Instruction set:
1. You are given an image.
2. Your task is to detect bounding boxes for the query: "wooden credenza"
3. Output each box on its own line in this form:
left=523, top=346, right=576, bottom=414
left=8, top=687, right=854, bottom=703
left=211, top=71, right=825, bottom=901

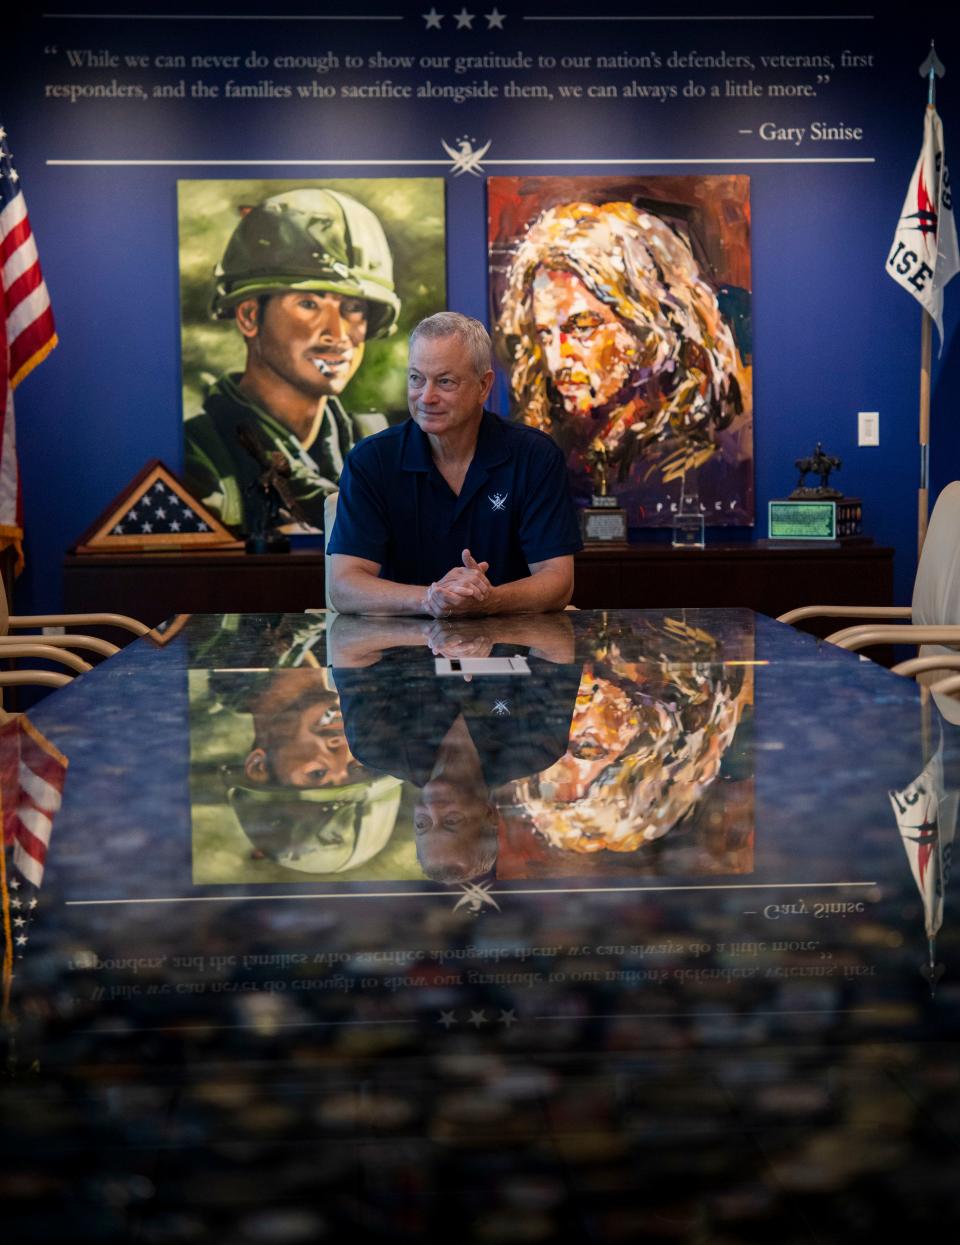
left=570, top=539, right=895, bottom=624
left=63, top=540, right=894, bottom=637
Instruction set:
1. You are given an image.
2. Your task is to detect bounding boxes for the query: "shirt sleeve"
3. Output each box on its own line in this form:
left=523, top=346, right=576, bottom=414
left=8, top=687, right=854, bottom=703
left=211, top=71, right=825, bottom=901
left=517, top=436, right=584, bottom=564
left=326, top=444, right=392, bottom=565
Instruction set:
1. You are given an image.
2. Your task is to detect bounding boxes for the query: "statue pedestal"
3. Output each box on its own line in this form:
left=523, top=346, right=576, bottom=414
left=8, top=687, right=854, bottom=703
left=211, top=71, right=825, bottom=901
left=245, top=533, right=291, bottom=555
left=769, top=496, right=862, bottom=541
left=582, top=494, right=627, bottom=543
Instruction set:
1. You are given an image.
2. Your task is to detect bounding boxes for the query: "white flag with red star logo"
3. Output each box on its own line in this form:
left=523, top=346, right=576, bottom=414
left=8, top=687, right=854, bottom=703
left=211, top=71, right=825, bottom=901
left=889, top=738, right=957, bottom=945
left=887, top=107, right=959, bottom=350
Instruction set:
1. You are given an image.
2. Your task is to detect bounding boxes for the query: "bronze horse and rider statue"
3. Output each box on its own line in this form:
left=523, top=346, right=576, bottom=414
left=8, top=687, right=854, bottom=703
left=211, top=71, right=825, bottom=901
left=791, top=443, right=843, bottom=498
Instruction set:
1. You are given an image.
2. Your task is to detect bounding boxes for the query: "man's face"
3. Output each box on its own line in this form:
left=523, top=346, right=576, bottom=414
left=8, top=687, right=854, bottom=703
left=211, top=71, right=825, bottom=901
left=239, top=290, right=369, bottom=398
left=407, top=333, right=494, bottom=440
left=267, top=698, right=363, bottom=788
left=414, top=777, right=496, bottom=882
left=539, top=673, right=640, bottom=800
left=532, top=269, right=642, bottom=417
left=245, top=678, right=368, bottom=788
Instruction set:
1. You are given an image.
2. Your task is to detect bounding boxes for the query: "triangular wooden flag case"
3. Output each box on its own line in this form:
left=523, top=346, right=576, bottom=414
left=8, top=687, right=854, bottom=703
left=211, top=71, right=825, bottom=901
left=71, top=460, right=242, bottom=553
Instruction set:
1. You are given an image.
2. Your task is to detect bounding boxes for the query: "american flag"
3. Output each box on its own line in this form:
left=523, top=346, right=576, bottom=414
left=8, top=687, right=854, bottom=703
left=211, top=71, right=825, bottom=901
left=2, top=714, right=67, bottom=888
left=2, top=716, right=68, bottom=1014
left=109, top=477, right=213, bottom=536
left=1, top=125, right=57, bottom=572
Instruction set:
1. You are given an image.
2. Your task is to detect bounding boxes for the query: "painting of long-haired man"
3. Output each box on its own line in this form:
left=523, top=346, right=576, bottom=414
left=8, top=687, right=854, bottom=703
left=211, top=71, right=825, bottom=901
left=490, top=177, right=753, bottom=528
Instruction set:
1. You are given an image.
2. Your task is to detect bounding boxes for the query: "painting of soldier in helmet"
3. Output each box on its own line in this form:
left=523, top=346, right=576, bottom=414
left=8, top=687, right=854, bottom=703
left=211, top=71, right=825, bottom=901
left=178, top=178, right=446, bottom=535
left=489, top=175, right=753, bottom=528
left=189, top=658, right=417, bottom=884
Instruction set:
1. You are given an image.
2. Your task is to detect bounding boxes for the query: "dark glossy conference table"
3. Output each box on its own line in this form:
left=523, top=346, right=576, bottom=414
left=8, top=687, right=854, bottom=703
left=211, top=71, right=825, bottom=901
left=3, top=608, right=960, bottom=1243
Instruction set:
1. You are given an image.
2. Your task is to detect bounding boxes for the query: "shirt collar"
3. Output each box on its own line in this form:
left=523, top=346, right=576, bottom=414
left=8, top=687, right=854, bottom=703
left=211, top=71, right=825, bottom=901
left=399, top=411, right=511, bottom=474
left=473, top=410, right=512, bottom=470
left=400, top=417, right=434, bottom=473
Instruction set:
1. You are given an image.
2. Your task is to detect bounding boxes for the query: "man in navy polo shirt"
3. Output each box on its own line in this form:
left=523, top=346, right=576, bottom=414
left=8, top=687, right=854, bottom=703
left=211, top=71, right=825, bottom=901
left=327, top=312, right=582, bottom=616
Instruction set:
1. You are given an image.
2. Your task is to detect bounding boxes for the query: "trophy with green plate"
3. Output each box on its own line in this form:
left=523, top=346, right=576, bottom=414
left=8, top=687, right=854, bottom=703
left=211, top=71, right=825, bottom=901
left=581, top=441, right=628, bottom=543
left=768, top=444, right=862, bottom=542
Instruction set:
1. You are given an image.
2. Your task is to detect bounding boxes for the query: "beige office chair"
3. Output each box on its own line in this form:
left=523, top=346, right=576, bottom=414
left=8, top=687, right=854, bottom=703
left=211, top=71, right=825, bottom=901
left=891, top=655, right=960, bottom=678
left=0, top=643, right=91, bottom=674
left=778, top=481, right=960, bottom=660
left=0, top=644, right=89, bottom=717
left=0, top=574, right=149, bottom=660
left=0, top=669, right=73, bottom=690
left=0, top=576, right=149, bottom=711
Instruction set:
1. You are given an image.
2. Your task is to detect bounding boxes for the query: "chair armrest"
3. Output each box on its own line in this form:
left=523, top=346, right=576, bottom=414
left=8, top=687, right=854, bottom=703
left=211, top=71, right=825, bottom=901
left=0, top=634, right=118, bottom=657
left=0, top=643, right=91, bottom=672
left=0, top=670, right=73, bottom=689
left=777, top=604, right=912, bottom=625
left=891, top=655, right=960, bottom=677
left=931, top=674, right=960, bottom=697
left=825, top=624, right=960, bottom=652
left=9, top=612, right=149, bottom=636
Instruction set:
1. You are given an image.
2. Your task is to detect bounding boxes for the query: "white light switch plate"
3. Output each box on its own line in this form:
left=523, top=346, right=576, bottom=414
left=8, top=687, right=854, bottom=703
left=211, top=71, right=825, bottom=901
left=858, top=411, right=879, bottom=446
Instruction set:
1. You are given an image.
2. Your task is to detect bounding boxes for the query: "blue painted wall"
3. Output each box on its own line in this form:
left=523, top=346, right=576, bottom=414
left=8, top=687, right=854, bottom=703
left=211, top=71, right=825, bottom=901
left=6, top=2, right=959, bottom=611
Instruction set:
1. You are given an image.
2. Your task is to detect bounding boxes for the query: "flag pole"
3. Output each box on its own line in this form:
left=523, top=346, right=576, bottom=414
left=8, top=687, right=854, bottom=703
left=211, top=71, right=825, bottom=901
left=917, top=42, right=945, bottom=557
left=919, top=308, right=931, bottom=555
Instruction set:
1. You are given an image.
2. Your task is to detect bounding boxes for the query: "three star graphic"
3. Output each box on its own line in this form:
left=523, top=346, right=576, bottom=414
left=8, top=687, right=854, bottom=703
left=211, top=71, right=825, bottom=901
left=437, top=1009, right=518, bottom=1028
left=423, top=9, right=506, bottom=29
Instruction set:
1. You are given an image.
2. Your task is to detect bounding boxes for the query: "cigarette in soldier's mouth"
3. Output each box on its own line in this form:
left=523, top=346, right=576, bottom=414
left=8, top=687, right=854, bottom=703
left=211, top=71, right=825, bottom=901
left=312, top=358, right=333, bottom=376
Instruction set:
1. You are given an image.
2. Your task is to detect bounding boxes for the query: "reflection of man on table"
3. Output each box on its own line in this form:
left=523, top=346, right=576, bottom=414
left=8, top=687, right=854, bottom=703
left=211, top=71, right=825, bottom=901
left=185, top=189, right=400, bottom=533
left=327, top=312, right=582, bottom=617
left=328, top=614, right=580, bottom=883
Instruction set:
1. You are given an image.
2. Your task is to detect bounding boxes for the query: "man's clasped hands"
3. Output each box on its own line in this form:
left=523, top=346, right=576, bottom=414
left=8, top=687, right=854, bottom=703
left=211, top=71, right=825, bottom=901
left=423, top=549, right=494, bottom=618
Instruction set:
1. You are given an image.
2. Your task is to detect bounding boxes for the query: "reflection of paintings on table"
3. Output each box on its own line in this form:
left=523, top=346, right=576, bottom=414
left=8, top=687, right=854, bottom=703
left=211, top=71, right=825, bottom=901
left=188, top=669, right=416, bottom=883
left=331, top=628, right=581, bottom=888
left=178, top=177, right=446, bottom=535
left=489, top=175, right=753, bottom=528
left=188, top=613, right=754, bottom=890
left=496, top=615, right=755, bottom=880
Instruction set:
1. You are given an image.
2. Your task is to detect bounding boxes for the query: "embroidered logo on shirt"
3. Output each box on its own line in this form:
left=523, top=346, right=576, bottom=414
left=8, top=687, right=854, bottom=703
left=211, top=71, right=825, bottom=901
left=489, top=492, right=508, bottom=512
left=492, top=699, right=510, bottom=716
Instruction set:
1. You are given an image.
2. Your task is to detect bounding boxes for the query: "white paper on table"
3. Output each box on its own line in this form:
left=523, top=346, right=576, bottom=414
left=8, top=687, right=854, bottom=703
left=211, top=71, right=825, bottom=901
left=435, top=655, right=530, bottom=677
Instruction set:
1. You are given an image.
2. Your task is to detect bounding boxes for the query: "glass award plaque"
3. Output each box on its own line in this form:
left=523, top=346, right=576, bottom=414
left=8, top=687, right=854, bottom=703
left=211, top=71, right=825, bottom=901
left=671, top=511, right=705, bottom=548
left=671, top=469, right=706, bottom=549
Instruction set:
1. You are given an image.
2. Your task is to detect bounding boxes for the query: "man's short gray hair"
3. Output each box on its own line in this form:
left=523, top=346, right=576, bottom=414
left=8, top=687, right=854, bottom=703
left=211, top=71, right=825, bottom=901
left=409, top=312, right=493, bottom=378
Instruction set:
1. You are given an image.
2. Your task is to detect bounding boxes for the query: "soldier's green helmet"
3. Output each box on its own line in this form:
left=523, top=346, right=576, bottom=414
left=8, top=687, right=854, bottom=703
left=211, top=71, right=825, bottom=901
left=211, top=188, right=401, bottom=338
left=223, top=769, right=403, bottom=875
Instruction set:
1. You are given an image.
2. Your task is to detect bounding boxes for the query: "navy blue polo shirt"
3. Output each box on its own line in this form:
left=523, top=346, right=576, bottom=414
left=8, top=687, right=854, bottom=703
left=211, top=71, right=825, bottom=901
left=327, top=411, right=582, bottom=586
left=336, top=648, right=582, bottom=789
